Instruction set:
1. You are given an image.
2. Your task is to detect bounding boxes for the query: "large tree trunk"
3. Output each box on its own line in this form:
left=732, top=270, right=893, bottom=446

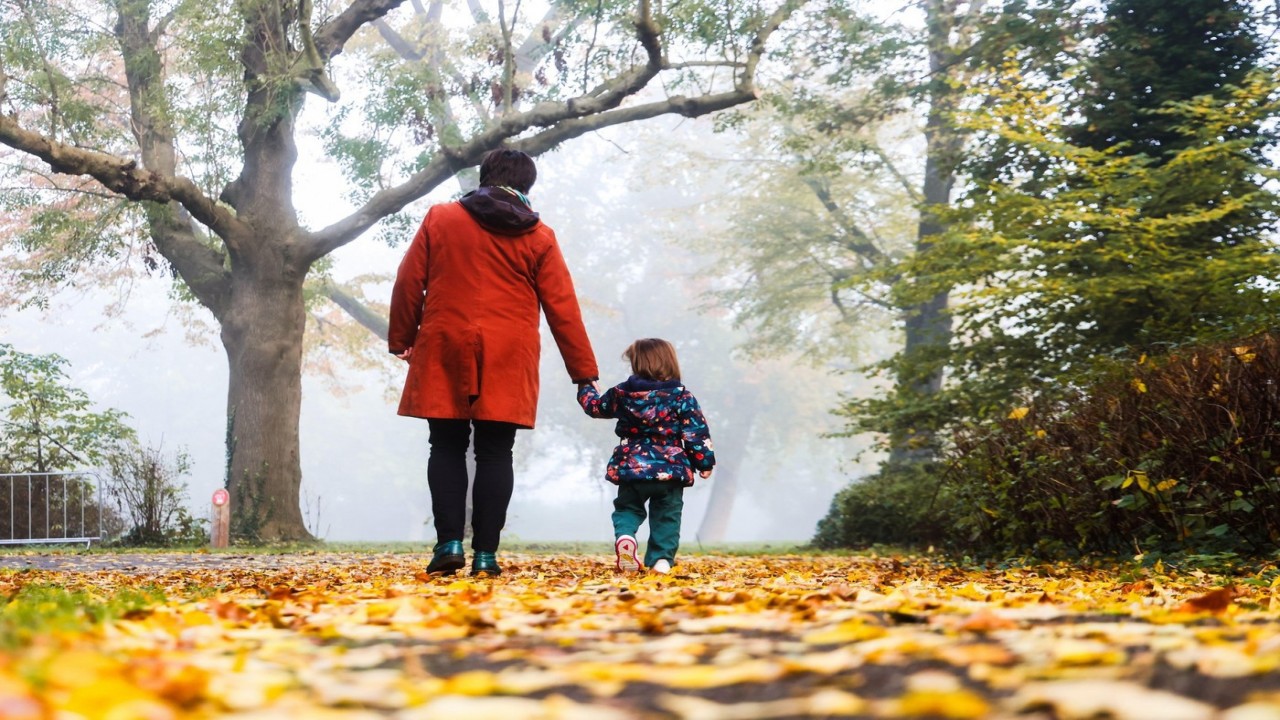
left=697, top=383, right=759, bottom=543
left=220, top=267, right=313, bottom=542
left=886, top=0, right=961, bottom=468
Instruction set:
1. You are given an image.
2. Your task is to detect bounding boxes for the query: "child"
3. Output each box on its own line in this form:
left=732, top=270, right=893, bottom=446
left=578, top=338, right=715, bottom=574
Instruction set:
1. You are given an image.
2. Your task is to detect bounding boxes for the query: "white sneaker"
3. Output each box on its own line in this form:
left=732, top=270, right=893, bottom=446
left=651, top=559, right=672, bottom=574
left=615, top=535, right=641, bottom=572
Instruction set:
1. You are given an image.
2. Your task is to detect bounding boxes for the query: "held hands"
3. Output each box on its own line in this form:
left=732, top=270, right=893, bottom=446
left=396, top=347, right=414, bottom=362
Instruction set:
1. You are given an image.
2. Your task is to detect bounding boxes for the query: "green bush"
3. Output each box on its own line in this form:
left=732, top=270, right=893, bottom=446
left=813, top=463, right=950, bottom=549
left=945, top=332, right=1280, bottom=556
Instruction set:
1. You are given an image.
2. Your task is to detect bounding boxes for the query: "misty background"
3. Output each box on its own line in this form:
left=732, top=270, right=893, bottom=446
left=0, top=113, right=884, bottom=543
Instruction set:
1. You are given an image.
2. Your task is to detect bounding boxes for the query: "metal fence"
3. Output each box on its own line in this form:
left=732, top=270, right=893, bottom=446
left=0, top=472, right=104, bottom=546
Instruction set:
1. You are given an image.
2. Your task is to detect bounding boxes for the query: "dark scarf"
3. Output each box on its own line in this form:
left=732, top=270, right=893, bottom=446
left=621, top=375, right=683, bottom=392
left=459, top=186, right=540, bottom=235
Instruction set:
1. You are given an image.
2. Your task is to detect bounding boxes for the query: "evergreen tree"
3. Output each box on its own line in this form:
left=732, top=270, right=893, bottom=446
left=1063, top=0, right=1270, bottom=357
left=1073, top=0, right=1262, bottom=157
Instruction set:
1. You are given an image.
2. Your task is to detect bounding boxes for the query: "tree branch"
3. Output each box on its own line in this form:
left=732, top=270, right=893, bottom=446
left=112, top=0, right=234, bottom=312
left=314, top=0, right=411, bottom=61
left=803, top=177, right=890, bottom=266
left=515, top=6, right=573, bottom=74
left=320, top=280, right=388, bottom=340
left=373, top=18, right=424, bottom=60
left=0, top=118, right=244, bottom=241
left=304, top=1, right=667, bottom=258
left=512, top=89, right=757, bottom=155
left=305, top=0, right=801, bottom=260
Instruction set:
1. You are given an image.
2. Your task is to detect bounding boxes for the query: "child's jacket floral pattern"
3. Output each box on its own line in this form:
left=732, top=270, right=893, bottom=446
left=578, top=376, right=715, bottom=486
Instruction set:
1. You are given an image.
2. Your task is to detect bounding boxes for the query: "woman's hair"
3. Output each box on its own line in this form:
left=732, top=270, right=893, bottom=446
left=479, top=149, right=537, bottom=194
left=624, top=338, right=681, bottom=382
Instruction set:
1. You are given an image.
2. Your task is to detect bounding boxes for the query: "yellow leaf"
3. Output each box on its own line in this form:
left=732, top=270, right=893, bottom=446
left=1155, top=479, right=1178, bottom=492
left=894, top=690, right=990, bottom=719
left=1131, top=379, right=1148, bottom=393
left=1034, top=429, right=1047, bottom=439
left=803, top=619, right=887, bottom=645
left=444, top=670, right=500, bottom=696
left=1053, top=639, right=1127, bottom=666
left=1007, top=407, right=1030, bottom=420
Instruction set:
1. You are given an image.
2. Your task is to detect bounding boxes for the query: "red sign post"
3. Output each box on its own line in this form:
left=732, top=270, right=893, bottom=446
left=211, top=488, right=230, bottom=548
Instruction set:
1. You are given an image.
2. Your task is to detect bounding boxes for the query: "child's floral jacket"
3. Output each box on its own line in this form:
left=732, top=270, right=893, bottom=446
left=578, top=376, right=715, bottom=486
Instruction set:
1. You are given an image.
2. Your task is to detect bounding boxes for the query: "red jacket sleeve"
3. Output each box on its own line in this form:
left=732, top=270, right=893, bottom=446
left=535, top=233, right=599, bottom=383
left=388, top=217, right=429, bottom=355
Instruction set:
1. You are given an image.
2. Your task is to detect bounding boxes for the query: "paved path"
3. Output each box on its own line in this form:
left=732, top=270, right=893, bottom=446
left=0, top=550, right=425, bottom=572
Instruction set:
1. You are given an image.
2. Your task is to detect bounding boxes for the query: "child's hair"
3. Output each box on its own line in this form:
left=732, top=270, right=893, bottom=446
left=624, top=338, right=681, bottom=382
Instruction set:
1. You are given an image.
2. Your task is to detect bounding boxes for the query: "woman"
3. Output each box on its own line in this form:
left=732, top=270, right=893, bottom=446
left=389, top=149, right=598, bottom=576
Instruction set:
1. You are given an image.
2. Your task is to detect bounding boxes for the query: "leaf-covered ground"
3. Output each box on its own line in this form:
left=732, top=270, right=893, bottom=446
left=2, top=552, right=1280, bottom=719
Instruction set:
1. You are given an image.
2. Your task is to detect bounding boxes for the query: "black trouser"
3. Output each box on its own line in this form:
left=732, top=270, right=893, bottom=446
left=427, top=419, right=519, bottom=552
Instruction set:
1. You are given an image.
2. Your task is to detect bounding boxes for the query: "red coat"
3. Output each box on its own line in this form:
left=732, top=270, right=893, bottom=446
left=388, top=199, right=598, bottom=428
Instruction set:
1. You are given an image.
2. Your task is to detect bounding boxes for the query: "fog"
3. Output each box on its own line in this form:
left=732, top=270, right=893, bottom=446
left=0, top=115, right=883, bottom=544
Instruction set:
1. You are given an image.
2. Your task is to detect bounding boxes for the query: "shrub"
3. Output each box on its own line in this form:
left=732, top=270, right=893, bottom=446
left=105, top=443, right=205, bottom=547
left=813, top=463, right=951, bottom=549
left=946, top=332, right=1280, bottom=556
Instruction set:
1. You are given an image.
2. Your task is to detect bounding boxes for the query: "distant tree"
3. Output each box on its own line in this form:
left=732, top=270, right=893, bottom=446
left=0, top=0, right=805, bottom=540
left=0, top=344, right=135, bottom=542
left=704, top=0, right=1081, bottom=464
left=0, top=344, right=135, bottom=474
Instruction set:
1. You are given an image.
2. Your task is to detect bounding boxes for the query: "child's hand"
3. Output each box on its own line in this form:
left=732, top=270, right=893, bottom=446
left=699, top=470, right=712, bottom=479
left=396, top=347, right=413, bottom=362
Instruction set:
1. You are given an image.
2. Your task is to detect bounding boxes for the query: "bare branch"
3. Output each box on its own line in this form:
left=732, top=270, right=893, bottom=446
left=149, top=5, right=179, bottom=43
left=465, top=0, right=491, bottom=24
left=512, top=89, right=756, bottom=155
left=514, top=6, right=573, bottom=74
left=868, top=144, right=923, bottom=203
left=664, top=60, right=749, bottom=70
left=373, top=18, right=424, bottom=60
left=314, top=0, right=411, bottom=61
left=803, top=177, right=890, bottom=265
left=320, top=280, right=388, bottom=340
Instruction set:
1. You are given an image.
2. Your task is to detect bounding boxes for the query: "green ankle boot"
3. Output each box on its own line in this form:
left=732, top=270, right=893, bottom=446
left=426, top=540, right=465, bottom=575
left=471, top=551, right=501, bottom=577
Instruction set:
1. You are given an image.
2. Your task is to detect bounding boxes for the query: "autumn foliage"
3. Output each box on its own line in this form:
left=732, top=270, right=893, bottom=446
left=2, top=551, right=1279, bottom=719
left=947, top=332, right=1280, bottom=555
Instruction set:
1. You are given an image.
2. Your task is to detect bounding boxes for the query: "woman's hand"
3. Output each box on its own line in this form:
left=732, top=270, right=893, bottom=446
left=699, top=470, right=712, bottom=479
left=396, top=347, right=414, bottom=362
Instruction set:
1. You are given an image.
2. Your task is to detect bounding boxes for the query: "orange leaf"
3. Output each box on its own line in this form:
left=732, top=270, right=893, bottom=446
left=1177, top=586, right=1237, bottom=614
left=958, top=610, right=1017, bottom=633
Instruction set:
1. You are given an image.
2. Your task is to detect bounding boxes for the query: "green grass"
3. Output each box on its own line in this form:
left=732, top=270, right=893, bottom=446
left=0, top=583, right=165, bottom=649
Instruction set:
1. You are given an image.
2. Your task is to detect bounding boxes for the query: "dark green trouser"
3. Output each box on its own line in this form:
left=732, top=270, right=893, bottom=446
left=612, top=481, right=684, bottom=567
